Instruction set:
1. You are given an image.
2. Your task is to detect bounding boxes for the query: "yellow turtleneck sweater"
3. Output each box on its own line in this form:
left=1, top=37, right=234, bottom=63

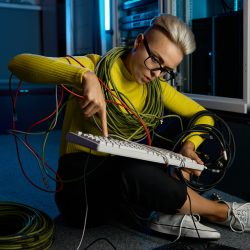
left=8, top=53, right=213, bottom=156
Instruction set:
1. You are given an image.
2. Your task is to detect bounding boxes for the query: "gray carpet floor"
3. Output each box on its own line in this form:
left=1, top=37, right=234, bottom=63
left=1, top=130, right=250, bottom=250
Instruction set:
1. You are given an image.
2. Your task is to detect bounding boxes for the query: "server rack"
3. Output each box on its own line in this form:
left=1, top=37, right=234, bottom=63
left=110, top=0, right=250, bottom=114
left=112, top=0, right=166, bottom=47
left=191, top=10, right=243, bottom=99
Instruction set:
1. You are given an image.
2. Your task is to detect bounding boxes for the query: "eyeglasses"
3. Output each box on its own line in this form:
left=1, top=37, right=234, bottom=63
left=143, top=37, right=176, bottom=81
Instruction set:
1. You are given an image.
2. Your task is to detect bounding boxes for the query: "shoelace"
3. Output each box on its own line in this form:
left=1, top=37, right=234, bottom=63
left=230, top=202, right=250, bottom=233
left=173, top=214, right=201, bottom=242
left=133, top=210, right=202, bottom=241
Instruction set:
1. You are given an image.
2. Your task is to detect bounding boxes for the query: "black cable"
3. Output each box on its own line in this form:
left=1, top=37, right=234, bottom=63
left=9, top=72, right=116, bottom=249
left=76, top=155, right=117, bottom=250
left=76, top=155, right=89, bottom=250
left=83, top=238, right=117, bottom=250
left=172, top=110, right=235, bottom=192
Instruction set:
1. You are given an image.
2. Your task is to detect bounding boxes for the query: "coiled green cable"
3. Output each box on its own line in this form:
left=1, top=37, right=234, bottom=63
left=95, top=47, right=165, bottom=140
left=0, top=202, right=54, bottom=250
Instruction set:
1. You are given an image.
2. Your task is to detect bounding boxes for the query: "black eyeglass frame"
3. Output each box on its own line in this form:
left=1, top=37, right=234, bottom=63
left=143, top=37, right=176, bottom=81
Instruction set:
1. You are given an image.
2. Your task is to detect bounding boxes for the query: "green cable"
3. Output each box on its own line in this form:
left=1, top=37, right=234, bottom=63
left=0, top=202, right=54, bottom=250
left=95, top=47, right=165, bottom=140
left=41, top=96, right=106, bottom=184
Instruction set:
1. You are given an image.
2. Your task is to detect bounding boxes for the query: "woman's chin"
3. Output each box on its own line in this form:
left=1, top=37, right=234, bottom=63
left=137, top=76, right=149, bottom=84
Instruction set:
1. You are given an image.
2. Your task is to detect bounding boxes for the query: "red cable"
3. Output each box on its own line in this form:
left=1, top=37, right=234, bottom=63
left=25, top=87, right=65, bottom=192
left=13, top=83, right=64, bottom=192
left=12, top=53, right=152, bottom=192
left=27, top=87, right=64, bottom=131
left=64, top=55, right=152, bottom=145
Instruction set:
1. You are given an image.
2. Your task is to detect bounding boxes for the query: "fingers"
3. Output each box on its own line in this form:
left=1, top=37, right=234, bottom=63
left=79, top=98, right=108, bottom=137
left=191, top=152, right=204, bottom=165
left=80, top=100, right=99, bottom=117
left=184, top=152, right=204, bottom=177
left=180, top=141, right=204, bottom=165
left=79, top=93, right=105, bottom=117
left=182, top=168, right=202, bottom=177
left=191, top=169, right=202, bottom=177
left=99, top=108, right=108, bottom=137
left=80, top=71, right=108, bottom=136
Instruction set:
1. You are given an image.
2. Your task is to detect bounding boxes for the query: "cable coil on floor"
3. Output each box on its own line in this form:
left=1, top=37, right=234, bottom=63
left=0, top=202, right=55, bottom=250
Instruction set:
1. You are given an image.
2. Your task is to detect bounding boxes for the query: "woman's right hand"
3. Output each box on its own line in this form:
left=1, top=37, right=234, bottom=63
left=79, top=71, right=108, bottom=137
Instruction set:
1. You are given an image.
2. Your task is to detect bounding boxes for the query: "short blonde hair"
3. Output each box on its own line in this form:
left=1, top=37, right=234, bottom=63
left=149, top=14, right=196, bottom=55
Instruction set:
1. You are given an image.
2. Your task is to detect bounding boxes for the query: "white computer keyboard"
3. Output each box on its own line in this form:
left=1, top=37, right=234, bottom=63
left=66, top=132, right=206, bottom=171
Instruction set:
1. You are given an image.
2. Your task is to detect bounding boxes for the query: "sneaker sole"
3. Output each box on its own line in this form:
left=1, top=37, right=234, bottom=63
left=149, top=222, right=221, bottom=240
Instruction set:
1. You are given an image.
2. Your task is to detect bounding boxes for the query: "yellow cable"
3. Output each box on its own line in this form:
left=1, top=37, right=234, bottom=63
left=0, top=202, right=54, bottom=250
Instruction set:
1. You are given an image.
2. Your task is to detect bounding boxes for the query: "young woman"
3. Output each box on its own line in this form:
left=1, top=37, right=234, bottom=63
left=8, top=14, right=250, bottom=239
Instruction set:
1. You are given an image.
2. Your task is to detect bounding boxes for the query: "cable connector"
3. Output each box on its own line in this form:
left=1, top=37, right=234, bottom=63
left=216, top=160, right=224, bottom=168
left=209, top=192, right=222, bottom=201
left=223, top=150, right=228, bottom=161
left=210, top=169, right=221, bottom=173
left=201, top=134, right=213, bottom=140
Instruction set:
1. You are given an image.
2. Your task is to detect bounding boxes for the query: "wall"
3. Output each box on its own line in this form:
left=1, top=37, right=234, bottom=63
left=1, top=87, right=64, bottom=133
left=0, top=4, right=42, bottom=83
left=0, top=2, right=65, bottom=134
left=216, top=113, right=250, bottom=200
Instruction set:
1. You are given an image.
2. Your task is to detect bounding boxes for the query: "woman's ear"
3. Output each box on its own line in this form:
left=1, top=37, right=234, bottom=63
left=134, top=33, right=144, bottom=49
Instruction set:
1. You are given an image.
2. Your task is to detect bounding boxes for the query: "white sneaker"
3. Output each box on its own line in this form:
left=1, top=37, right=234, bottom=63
left=216, top=201, right=250, bottom=233
left=148, top=212, right=221, bottom=240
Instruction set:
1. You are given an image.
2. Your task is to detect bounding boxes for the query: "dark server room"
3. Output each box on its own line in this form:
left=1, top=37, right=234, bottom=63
left=1, top=0, right=250, bottom=249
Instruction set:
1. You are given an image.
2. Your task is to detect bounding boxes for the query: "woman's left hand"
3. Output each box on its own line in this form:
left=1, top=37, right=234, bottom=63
left=179, top=140, right=204, bottom=176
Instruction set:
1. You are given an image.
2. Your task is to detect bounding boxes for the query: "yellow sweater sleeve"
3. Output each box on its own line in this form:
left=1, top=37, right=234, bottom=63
left=8, top=53, right=101, bottom=88
left=161, top=83, right=214, bottom=150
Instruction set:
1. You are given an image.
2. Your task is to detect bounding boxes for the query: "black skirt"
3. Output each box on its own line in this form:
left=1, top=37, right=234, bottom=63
left=55, top=152, right=187, bottom=227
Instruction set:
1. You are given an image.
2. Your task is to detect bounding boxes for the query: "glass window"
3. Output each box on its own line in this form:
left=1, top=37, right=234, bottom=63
left=171, top=0, right=249, bottom=113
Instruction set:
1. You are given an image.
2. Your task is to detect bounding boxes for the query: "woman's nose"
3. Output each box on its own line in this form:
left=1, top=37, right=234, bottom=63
left=151, top=70, right=161, bottom=78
